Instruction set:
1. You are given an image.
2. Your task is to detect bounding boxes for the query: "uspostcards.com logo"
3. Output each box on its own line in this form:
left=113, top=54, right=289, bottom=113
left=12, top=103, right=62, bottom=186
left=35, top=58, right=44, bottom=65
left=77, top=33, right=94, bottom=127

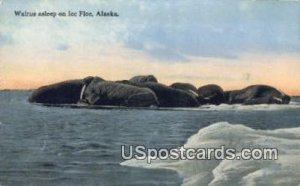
left=121, top=145, right=278, bottom=163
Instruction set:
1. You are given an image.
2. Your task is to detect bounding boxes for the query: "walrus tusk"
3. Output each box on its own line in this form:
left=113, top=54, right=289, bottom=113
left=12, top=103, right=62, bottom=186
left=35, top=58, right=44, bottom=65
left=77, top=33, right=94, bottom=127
left=188, top=90, right=199, bottom=97
left=204, top=93, right=217, bottom=100
left=272, top=97, right=282, bottom=103
left=80, top=84, right=87, bottom=100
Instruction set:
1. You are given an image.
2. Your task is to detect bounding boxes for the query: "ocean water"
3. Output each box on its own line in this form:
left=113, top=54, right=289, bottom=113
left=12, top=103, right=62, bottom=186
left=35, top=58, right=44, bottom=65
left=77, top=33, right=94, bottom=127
left=0, top=90, right=299, bottom=186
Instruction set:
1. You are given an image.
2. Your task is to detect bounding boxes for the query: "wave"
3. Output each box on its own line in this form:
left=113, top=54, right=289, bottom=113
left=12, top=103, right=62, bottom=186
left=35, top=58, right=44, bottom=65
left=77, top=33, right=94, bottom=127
left=121, top=122, right=300, bottom=186
left=36, top=103, right=300, bottom=111
left=196, top=102, right=300, bottom=111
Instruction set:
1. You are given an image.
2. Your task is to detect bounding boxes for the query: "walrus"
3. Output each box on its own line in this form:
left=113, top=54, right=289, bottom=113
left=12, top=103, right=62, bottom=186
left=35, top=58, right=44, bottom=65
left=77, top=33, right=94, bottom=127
left=28, top=79, right=85, bottom=104
left=224, top=85, right=291, bottom=105
left=80, top=77, right=159, bottom=107
left=117, top=81, right=200, bottom=107
left=28, top=76, right=102, bottom=104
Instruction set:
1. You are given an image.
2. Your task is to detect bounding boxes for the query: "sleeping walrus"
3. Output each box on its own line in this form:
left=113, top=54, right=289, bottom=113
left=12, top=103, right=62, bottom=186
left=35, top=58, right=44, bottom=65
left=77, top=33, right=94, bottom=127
left=224, top=85, right=291, bottom=105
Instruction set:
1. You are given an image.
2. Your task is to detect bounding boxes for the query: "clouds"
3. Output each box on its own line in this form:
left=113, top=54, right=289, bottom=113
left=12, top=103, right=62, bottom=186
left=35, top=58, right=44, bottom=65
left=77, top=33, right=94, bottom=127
left=1, top=0, right=300, bottom=94
left=0, top=0, right=299, bottom=61
left=121, top=0, right=300, bottom=60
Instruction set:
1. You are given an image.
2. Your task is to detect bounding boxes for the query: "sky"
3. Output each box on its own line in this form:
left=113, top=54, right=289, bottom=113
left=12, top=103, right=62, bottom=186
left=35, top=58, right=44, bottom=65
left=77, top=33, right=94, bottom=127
left=0, top=0, right=300, bottom=95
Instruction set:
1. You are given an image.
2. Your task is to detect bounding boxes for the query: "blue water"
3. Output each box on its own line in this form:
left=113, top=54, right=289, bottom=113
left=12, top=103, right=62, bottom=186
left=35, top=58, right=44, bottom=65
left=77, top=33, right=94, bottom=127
left=0, top=90, right=299, bottom=186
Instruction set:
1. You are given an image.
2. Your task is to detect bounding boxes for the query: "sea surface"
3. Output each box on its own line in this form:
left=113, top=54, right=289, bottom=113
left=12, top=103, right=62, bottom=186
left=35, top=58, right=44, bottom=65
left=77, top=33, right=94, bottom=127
left=0, top=90, right=299, bottom=186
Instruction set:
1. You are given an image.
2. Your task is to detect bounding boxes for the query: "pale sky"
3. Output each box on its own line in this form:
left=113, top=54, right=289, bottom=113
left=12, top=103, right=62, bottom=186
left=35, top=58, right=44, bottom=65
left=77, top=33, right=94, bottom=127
left=0, top=0, right=300, bottom=95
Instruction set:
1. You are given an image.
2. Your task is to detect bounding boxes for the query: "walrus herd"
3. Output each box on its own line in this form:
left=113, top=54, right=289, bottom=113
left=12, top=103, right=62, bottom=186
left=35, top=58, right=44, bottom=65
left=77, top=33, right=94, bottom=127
left=28, top=75, right=291, bottom=107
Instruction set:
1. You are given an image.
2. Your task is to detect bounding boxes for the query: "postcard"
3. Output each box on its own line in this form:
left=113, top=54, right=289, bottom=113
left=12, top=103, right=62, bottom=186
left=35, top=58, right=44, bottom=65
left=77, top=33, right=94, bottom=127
left=0, top=0, right=299, bottom=186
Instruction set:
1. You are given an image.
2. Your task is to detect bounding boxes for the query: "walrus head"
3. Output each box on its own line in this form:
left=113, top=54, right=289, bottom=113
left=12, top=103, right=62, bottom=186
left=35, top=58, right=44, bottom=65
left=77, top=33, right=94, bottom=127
left=78, top=76, right=105, bottom=104
left=270, top=89, right=291, bottom=104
